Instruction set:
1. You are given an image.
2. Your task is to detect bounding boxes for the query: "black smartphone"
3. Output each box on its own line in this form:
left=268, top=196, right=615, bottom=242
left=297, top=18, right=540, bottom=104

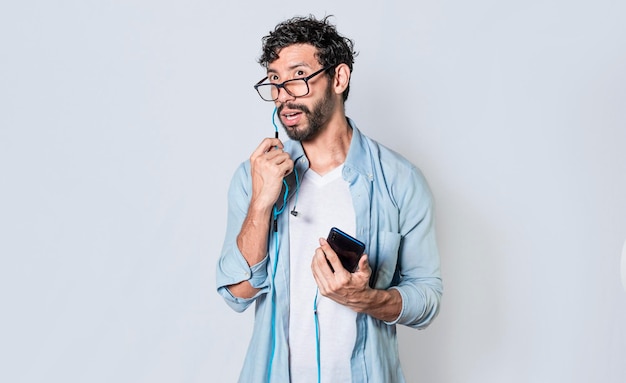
left=326, top=227, right=365, bottom=273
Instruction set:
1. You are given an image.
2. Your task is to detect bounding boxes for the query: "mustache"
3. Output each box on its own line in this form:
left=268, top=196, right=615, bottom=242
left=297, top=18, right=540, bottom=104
left=278, top=103, right=310, bottom=115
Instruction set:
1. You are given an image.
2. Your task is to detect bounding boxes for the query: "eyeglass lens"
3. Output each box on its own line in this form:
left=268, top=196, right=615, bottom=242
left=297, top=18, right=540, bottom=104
left=258, top=79, right=308, bottom=101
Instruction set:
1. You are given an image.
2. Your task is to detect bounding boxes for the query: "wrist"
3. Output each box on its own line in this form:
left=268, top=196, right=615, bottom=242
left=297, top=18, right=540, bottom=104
left=248, top=199, right=274, bottom=219
left=348, top=287, right=378, bottom=313
left=354, top=288, right=402, bottom=322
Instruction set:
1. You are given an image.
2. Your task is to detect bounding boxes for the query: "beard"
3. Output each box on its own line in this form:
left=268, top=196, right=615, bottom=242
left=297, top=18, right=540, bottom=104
left=278, top=82, right=335, bottom=142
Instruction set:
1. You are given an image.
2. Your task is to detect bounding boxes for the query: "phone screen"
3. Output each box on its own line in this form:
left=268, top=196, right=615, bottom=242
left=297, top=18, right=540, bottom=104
left=326, top=227, right=365, bottom=272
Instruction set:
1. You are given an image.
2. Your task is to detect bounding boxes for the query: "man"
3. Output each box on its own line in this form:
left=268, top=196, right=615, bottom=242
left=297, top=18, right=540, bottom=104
left=216, top=15, right=442, bottom=383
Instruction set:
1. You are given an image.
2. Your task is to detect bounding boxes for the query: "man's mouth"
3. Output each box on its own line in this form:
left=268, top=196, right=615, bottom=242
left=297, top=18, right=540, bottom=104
left=281, top=111, right=302, bottom=127
left=279, top=105, right=307, bottom=127
left=283, top=112, right=301, bottom=121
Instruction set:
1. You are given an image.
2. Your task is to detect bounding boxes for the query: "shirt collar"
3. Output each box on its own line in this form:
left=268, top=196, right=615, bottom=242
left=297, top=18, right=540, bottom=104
left=284, top=117, right=374, bottom=180
left=344, top=118, right=374, bottom=181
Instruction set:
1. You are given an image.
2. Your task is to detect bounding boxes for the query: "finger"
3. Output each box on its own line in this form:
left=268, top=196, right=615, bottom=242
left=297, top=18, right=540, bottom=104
left=277, top=158, right=294, bottom=176
left=318, top=238, right=346, bottom=274
left=312, top=247, right=333, bottom=276
left=265, top=150, right=291, bottom=164
left=356, top=254, right=370, bottom=274
left=251, top=138, right=284, bottom=158
left=311, top=248, right=333, bottom=291
left=256, top=152, right=293, bottom=178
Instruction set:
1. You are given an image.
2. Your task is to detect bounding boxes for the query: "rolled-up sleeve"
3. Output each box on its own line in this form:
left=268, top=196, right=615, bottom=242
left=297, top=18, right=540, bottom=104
left=388, top=166, right=442, bottom=328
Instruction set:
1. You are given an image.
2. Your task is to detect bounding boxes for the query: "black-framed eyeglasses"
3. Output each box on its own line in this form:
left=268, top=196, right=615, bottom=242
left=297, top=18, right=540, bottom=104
left=253, top=65, right=335, bottom=102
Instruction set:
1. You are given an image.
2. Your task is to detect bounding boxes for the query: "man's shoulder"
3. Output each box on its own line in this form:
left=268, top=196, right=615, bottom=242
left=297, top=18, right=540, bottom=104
left=357, top=130, right=419, bottom=175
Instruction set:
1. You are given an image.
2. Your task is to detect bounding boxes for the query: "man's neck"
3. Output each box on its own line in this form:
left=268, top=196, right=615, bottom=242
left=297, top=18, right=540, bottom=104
left=302, top=114, right=352, bottom=176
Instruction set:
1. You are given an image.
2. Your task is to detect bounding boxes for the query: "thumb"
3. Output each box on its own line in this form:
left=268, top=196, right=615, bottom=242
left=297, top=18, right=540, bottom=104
left=357, top=254, right=371, bottom=273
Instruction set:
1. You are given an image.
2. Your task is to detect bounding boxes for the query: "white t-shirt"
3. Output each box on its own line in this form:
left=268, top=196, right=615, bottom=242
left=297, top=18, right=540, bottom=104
left=288, top=165, right=357, bottom=383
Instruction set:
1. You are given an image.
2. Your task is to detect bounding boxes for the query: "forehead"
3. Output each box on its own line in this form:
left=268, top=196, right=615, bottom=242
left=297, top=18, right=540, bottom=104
left=268, top=44, right=320, bottom=71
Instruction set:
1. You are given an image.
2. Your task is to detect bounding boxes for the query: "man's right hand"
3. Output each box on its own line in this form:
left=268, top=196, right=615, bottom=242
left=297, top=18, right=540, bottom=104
left=249, top=137, right=294, bottom=211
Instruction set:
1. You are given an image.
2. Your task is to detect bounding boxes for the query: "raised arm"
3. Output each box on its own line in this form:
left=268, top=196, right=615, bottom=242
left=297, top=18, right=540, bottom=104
left=217, top=138, right=294, bottom=303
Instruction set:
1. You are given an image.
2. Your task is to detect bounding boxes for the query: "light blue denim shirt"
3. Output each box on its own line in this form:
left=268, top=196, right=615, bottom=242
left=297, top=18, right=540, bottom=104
left=216, top=119, right=442, bottom=382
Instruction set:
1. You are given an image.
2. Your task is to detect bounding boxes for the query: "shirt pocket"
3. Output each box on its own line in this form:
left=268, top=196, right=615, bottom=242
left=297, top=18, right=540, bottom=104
left=372, top=231, right=402, bottom=289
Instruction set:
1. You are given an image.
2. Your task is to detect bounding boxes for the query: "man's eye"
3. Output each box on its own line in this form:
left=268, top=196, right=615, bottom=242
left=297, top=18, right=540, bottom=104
left=296, top=70, right=305, bottom=77
left=269, top=75, right=279, bottom=81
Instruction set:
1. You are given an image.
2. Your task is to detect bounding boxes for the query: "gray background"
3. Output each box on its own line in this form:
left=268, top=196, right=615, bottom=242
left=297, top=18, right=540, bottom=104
left=1, top=1, right=625, bottom=382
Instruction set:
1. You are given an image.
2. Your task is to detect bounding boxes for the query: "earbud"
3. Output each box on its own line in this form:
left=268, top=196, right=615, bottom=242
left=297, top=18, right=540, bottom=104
left=290, top=209, right=298, bottom=217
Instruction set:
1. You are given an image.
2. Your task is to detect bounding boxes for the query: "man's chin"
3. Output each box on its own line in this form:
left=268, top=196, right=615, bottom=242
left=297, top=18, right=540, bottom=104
left=282, top=123, right=306, bottom=141
left=281, top=118, right=323, bottom=141
left=284, top=130, right=304, bottom=141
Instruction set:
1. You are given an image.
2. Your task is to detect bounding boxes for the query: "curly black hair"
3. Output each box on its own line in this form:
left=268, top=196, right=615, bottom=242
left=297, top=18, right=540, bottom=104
left=258, top=15, right=357, bottom=101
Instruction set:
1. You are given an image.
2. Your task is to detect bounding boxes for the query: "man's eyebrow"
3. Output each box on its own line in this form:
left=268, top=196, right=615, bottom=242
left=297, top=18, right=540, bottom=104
left=267, top=63, right=313, bottom=74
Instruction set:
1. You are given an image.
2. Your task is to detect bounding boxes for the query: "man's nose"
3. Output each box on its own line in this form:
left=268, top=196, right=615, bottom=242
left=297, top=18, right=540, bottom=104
left=276, top=86, right=295, bottom=103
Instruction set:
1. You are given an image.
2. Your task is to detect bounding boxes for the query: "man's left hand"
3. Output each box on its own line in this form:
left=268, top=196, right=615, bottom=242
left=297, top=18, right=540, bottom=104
left=311, top=237, right=402, bottom=322
left=311, top=238, right=372, bottom=311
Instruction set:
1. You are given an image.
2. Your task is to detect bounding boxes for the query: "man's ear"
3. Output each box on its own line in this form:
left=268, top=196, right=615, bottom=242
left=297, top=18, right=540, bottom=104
left=332, top=63, right=351, bottom=95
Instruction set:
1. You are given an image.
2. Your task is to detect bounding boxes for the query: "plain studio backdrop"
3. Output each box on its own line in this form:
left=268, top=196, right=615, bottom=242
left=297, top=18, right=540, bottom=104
left=1, top=1, right=625, bottom=382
